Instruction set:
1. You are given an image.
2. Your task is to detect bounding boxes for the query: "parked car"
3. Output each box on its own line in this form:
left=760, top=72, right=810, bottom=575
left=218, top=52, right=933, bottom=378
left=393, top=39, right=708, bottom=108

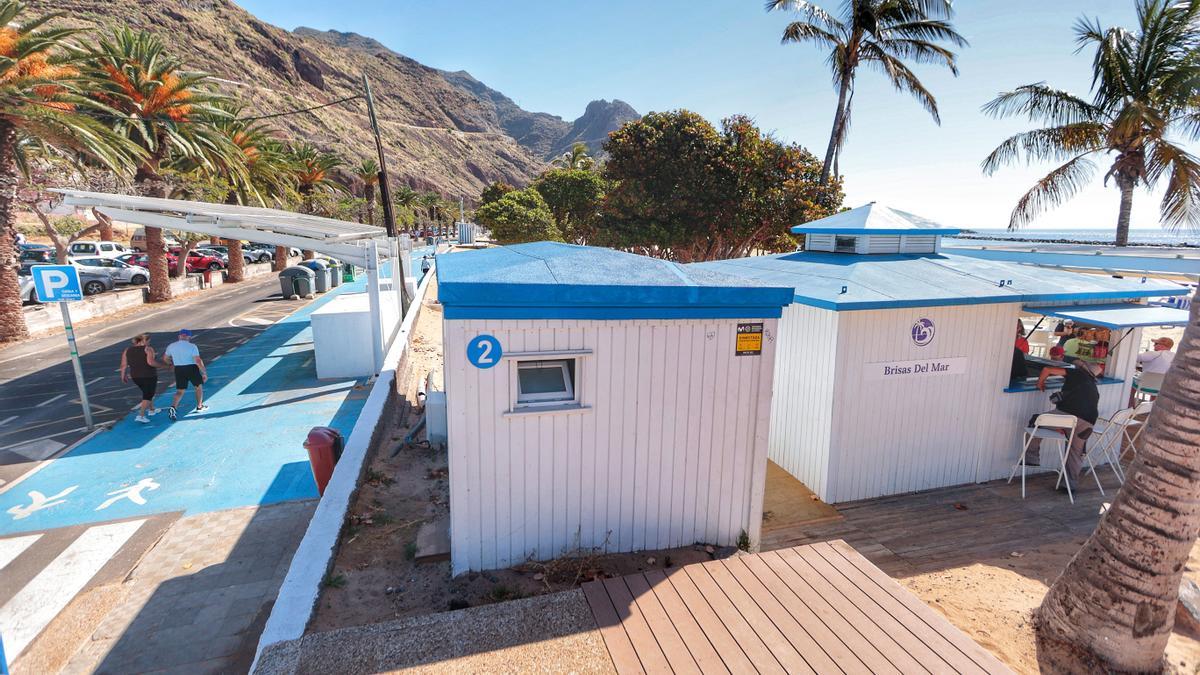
left=169, top=248, right=226, bottom=271
left=243, top=244, right=274, bottom=263
left=194, top=247, right=229, bottom=263
left=130, top=228, right=181, bottom=252
left=19, top=247, right=56, bottom=264
left=120, top=252, right=181, bottom=275
left=17, top=242, right=50, bottom=253
left=69, top=240, right=129, bottom=259
left=18, top=274, right=35, bottom=304
left=71, top=256, right=149, bottom=285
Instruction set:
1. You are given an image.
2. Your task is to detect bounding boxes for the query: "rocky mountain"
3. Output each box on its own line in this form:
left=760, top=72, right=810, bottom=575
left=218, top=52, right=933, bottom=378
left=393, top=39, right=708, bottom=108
left=33, top=0, right=638, bottom=198
left=548, top=99, right=640, bottom=159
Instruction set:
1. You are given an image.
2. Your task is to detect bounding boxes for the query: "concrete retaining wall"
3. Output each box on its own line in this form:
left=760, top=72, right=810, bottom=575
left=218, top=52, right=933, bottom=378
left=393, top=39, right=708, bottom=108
left=251, top=263, right=436, bottom=672
left=20, top=262, right=283, bottom=336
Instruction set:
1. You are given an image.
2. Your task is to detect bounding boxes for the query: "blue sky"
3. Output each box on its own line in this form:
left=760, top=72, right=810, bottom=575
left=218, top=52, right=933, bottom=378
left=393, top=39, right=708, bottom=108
left=238, top=0, right=1182, bottom=231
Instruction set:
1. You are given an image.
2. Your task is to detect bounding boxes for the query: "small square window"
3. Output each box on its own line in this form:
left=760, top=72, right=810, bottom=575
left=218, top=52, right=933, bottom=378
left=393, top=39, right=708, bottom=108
left=516, top=359, right=576, bottom=406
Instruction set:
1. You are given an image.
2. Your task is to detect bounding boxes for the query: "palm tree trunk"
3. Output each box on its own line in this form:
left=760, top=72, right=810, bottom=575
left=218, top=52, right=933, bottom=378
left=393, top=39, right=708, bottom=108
left=1115, top=178, right=1135, bottom=247
left=93, top=208, right=114, bottom=241
left=225, top=238, right=244, bottom=283
left=272, top=246, right=288, bottom=272
left=136, top=162, right=172, bottom=302
left=1036, top=285, right=1200, bottom=671
left=820, top=76, right=852, bottom=184
left=0, top=121, right=29, bottom=342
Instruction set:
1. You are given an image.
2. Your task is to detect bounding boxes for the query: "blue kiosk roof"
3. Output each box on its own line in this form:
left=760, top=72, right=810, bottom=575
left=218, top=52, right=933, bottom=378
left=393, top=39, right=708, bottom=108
left=790, top=203, right=962, bottom=236
left=693, top=251, right=1189, bottom=311
left=436, top=242, right=795, bottom=320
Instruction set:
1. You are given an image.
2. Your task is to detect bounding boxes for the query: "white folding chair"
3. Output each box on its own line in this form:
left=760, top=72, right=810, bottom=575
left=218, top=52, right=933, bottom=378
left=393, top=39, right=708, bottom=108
left=1089, top=407, right=1136, bottom=484
left=1010, top=413, right=1085, bottom=503
left=1122, top=400, right=1155, bottom=460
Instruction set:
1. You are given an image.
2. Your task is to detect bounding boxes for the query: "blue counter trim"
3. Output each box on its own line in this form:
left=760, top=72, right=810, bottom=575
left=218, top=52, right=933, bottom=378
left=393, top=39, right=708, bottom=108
left=443, top=305, right=785, bottom=320
left=1003, top=377, right=1125, bottom=393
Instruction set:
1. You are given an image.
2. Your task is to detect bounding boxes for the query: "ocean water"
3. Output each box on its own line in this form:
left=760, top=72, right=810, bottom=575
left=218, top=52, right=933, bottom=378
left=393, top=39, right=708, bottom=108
left=948, top=228, right=1198, bottom=246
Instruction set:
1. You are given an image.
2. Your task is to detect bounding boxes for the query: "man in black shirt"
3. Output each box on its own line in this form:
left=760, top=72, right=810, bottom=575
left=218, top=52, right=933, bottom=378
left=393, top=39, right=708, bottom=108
left=1025, top=361, right=1103, bottom=487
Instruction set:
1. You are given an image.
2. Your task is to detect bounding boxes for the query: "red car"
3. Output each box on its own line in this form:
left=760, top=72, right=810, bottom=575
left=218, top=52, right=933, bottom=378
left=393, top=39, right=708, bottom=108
left=169, top=248, right=227, bottom=272
left=120, top=252, right=181, bottom=275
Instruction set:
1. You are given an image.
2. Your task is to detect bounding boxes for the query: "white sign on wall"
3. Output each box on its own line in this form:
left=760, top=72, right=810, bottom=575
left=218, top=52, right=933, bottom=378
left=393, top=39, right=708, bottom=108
left=866, top=356, right=969, bottom=381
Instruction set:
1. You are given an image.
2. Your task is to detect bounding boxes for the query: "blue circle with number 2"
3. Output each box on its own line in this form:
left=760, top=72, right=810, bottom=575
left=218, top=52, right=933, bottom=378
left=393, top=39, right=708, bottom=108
left=467, top=334, right=502, bottom=369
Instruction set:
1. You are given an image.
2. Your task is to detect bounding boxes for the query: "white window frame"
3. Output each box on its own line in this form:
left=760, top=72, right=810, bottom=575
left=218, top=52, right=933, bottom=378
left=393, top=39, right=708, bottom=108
left=515, top=359, right=576, bottom=407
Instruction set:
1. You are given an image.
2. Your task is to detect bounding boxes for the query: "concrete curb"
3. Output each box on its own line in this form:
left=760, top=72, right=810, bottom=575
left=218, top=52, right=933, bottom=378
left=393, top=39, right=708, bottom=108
left=250, top=264, right=436, bottom=672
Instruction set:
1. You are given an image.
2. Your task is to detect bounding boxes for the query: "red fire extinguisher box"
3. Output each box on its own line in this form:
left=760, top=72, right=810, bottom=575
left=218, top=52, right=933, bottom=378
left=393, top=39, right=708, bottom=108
left=304, top=427, right=344, bottom=495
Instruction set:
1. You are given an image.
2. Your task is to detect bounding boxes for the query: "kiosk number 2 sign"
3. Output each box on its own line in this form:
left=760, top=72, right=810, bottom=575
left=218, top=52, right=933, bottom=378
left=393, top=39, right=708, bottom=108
left=468, top=334, right=503, bottom=369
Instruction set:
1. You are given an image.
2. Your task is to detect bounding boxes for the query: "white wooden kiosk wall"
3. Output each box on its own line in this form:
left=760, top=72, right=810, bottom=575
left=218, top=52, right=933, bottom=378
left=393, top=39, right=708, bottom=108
left=770, top=301, right=1140, bottom=503
left=445, top=317, right=779, bottom=574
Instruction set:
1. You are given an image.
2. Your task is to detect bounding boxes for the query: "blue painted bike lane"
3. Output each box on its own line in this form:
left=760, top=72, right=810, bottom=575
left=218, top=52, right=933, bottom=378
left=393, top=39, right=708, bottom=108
left=0, top=249, right=433, bottom=536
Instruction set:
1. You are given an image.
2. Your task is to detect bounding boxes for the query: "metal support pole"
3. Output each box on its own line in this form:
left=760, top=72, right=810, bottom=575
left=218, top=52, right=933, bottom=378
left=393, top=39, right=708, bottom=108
left=366, top=241, right=385, bottom=374
left=393, top=237, right=410, bottom=318
left=60, top=303, right=94, bottom=430
left=362, top=74, right=398, bottom=239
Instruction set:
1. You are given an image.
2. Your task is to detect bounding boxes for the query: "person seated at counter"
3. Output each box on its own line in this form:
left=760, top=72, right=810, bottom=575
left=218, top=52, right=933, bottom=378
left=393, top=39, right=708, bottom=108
left=1138, top=336, right=1176, bottom=374
left=1025, top=360, right=1103, bottom=490
left=1053, top=319, right=1075, bottom=347
left=1015, top=320, right=1030, bottom=354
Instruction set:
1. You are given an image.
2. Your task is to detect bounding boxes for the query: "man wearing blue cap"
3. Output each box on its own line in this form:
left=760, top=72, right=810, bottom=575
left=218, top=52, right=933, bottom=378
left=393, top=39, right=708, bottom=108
left=163, top=328, right=208, bottom=420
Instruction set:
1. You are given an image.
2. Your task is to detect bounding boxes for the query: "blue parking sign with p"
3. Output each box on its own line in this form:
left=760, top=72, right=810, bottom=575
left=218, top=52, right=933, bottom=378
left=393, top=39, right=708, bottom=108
left=32, top=264, right=83, bottom=302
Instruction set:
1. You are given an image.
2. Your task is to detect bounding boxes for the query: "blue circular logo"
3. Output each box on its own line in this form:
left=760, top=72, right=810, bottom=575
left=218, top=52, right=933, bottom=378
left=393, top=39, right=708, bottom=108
left=467, top=334, right=502, bottom=369
left=911, top=318, right=935, bottom=346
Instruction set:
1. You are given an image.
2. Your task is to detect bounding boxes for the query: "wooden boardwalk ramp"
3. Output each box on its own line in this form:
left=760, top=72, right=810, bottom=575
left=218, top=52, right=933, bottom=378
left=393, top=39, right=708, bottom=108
left=582, top=540, right=1011, bottom=674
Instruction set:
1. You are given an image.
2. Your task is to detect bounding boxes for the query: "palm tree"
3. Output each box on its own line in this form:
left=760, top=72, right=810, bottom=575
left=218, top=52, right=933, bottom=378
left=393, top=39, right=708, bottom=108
left=416, top=192, right=445, bottom=233
left=982, top=0, right=1200, bottom=247
left=765, top=0, right=966, bottom=183
left=1035, top=286, right=1199, bottom=670
left=88, top=28, right=240, bottom=301
left=352, top=158, right=380, bottom=226
left=392, top=184, right=418, bottom=233
left=285, top=142, right=342, bottom=263
left=0, top=1, right=141, bottom=342
left=550, top=142, right=595, bottom=170
left=211, top=107, right=292, bottom=282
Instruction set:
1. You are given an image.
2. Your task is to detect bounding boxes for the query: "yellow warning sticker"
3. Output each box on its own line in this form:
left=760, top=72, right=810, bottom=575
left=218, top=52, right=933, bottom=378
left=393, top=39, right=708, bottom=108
left=736, top=323, right=764, bottom=356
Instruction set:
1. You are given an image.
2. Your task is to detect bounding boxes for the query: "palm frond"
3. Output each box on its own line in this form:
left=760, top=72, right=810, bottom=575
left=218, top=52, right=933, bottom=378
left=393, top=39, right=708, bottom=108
left=877, top=38, right=958, bottom=72
left=781, top=21, right=842, bottom=48
left=1148, top=139, right=1200, bottom=230
left=1009, top=154, right=1098, bottom=229
left=861, top=44, right=940, bottom=123
left=882, top=19, right=968, bottom=48
left=981, top=84, right=1107, bottom=126
left=981, top=123, right=1107, bottom=175
left=765, top=0, right=845, bottom=35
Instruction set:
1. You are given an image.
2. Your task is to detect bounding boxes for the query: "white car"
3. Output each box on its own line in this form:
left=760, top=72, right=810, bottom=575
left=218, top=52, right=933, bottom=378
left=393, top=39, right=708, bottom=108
left=69, top=240, right=129, bottom=259
left=71, top=256, right=149, bottom=285
left=19, top=274, right=35, bottom=303
left=130, top=229, right=181, bottom=252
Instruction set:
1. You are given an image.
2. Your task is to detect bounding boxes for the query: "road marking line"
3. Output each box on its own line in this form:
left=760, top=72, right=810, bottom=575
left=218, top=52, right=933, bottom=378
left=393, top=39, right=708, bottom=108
left=242, top=316, right=273, bottom=326
left=5, top=439, right=66, bottom=461
left=0, top=519, right=144, bottom=658
left=85, top=377, right=104, bottom=385
left=35, top=394, right=66, bottom=408
left=0, top=415, right=16, bottom=426
left=0, top=533, right=41, bottom=571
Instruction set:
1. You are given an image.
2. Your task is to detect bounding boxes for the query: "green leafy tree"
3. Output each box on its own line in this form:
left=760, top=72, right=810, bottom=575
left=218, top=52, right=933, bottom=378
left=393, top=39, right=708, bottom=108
left=88, top=28, right=242, bottom=301
left=982, top=0, right=1200, bottom=247
left=533, top=168, right=606, bottom=244
left=475, top=188, right=562, bottom=244
left=479, top=180, right=515, bottom=208
left=0, top=1, right=141, bottom=341
left=601, top=110, right=841, bottom=261
left=766, top=0, right=966, bottom=183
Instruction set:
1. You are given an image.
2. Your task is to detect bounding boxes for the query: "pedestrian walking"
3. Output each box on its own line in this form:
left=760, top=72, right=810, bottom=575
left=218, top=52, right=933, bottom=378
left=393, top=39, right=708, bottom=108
left=163, top=329, right=208, bottom=420
left=119, top=333, right=160, bottom=424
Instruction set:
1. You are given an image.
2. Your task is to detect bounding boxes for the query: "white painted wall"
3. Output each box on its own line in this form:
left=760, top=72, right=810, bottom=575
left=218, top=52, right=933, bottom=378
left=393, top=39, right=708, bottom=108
left=767, top=304, right=838, bottom=497
left=444, top=317, right=779, bottom=574
left=768, top=301, right=1141, bottom=503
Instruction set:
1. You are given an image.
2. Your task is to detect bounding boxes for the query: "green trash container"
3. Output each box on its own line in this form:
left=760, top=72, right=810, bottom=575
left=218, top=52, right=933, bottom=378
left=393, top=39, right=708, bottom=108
left=342, top=262, right=356, bottom=282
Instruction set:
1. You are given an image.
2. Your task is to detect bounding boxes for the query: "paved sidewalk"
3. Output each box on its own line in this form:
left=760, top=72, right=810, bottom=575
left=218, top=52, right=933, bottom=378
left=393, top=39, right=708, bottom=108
left=56, top=500, right=315, bottom=674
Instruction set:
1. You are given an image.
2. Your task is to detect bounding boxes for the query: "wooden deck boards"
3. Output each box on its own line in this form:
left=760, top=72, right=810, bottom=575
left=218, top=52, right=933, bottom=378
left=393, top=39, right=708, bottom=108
left=583, top=541, right=1011, bottom=675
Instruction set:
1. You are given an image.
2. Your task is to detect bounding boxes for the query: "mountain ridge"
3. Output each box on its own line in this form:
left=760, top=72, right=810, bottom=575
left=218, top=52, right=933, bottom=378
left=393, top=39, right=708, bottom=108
left=31, top=1, right=638, bottom=198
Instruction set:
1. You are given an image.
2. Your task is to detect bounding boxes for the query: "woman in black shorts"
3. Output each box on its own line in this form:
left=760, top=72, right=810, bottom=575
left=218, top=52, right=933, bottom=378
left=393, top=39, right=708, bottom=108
left=120, top=333, right=160, bottom=424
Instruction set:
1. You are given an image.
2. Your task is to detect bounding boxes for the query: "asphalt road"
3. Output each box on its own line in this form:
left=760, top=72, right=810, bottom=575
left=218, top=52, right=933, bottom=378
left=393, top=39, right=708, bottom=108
left=0, top=270, right=311, bottom=488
